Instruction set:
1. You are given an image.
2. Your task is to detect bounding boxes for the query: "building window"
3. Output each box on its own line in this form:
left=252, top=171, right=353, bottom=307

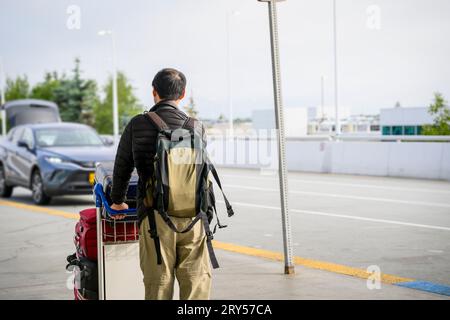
left=416, top=126, right=423, bottom=135
left=392, top=126, right=403, bottom=135
left=404, top=126, right=415, bottom=135
left=370, top=125, right=380, bottom=132
left=382, top=126, right=391, bottom=135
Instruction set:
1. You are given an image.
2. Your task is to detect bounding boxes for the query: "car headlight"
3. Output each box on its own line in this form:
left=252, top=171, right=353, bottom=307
left=45, top=156, right=71, bottom=164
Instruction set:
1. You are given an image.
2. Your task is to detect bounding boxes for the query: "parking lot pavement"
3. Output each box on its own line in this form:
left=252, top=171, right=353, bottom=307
left=0, top=200, right=446, bottom=300
left=216, top=168, right=450, bottom=286
left=0, top=167, right=449, bottom=299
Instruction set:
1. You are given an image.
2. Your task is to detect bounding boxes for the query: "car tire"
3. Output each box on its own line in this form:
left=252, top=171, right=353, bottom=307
left=0, top=165, right=13, bottom=198
left=31, top=170, right=51, bottom=205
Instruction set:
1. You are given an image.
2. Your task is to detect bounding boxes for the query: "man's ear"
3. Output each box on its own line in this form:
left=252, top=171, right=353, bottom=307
left=179, top=89, right=186, bottom=101
left=153, top=88, right=161, bottom=103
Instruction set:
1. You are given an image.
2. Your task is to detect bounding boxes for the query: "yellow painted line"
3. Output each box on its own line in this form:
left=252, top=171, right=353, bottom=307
left=0, top=199, right=414, bottom=285
left=211, top=241, right=414, bottom=285
left=0, top=200, right=79, bottom=220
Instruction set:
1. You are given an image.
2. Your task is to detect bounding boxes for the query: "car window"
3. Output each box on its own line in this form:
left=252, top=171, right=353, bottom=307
left=7, top=128, right=16, bottom=142
left=11, top=127, right=24, bottom=144
left=21, top=128, right=34, bottom=149
left=35, top=127, right=104, bottom=147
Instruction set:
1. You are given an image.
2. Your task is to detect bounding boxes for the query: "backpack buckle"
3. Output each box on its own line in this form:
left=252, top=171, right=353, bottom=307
left=227, top=206, right=234, bottom=217
left=206, top=231, right=214, bottom=240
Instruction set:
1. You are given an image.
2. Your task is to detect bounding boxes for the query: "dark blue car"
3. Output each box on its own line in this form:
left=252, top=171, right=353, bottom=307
left=0, top=122, right=116, bottom=204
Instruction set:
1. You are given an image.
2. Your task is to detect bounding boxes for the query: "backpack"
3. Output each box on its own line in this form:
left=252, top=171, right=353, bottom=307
left=66, top=253, right=98, bottom=300
left=143, top=111, right=234, bottom=269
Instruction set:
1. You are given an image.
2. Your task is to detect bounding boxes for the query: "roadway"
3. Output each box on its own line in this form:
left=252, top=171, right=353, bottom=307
left=0, top=167, right=449, bottom=299
left=215, top=168, right=450, bottom=286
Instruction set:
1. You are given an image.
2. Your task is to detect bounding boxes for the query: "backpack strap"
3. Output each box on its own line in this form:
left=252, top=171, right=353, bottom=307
left=147, top=210, right=162, bottom=265
left=207, top=160, right=234, bottom=217
left=143, top=111, right=168, bottom=266
left=201, top=211, right=220, bottom=269
left=145, top=111, right=169, bottom=131
left=182, top=116, right=197, bottom=130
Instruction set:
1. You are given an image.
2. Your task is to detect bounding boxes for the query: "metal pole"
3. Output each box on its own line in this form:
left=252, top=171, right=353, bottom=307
left=111, top=33, right=119, bottom=146
left=0, top=57, right=6, bottom=136
left=321, top=75, right=325, bottom=118
left=258, top=0, right=294, bottom=274
left=333, top=0, right=340, bottom=136
left=226, top=12, right=235, bottom=137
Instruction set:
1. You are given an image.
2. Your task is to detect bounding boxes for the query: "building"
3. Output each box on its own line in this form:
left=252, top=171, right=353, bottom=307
left=380, top=107, right=433, bottom=135
left=307, top=105, right=351, bottom=121
left=307, top=105, right=379, bottom=135
left=252, top=108, right=308, bottom=136
left=307, top=114, right=380, bottom=135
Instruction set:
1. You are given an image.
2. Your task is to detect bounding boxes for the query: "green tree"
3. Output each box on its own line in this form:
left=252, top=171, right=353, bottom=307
left=53, top=58, right=99, bottom=126
left=5, top=75, right=30, bottom=100
left=422, top=92, right=450, bottom=136
left=182, top=91, right=198, bottom=118
left=217, top=113, right=226, bottom=122
left=93, top=71, right=143, bottom=134
left=30, top=72, right=61, bottom=101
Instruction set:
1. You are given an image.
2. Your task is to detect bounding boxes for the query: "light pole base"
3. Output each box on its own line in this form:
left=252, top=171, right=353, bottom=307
left=284, top=265, right=295, bottom=275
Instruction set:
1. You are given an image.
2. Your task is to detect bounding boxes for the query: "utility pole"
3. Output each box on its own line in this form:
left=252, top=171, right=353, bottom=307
left=98, top=30, right=119, bottom=146
left=321, top=75, right=326, bottom=119
left=0, top=57, right=6, bottom=136
left=258, top=0, right=295, bottom=275
left=226, top=10, right=240, bottom=137
left=333, top=0, right=341, bottom=136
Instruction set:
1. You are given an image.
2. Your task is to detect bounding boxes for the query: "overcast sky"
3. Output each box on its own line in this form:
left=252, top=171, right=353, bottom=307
left=1, top=0, right=449, bottom=119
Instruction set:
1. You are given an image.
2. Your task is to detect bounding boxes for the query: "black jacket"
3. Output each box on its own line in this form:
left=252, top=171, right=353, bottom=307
left=110, top=101, right=206, bottom=223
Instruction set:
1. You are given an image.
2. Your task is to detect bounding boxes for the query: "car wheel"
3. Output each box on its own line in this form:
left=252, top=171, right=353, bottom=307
left=0, top=165, right=13, bottom=198
left=31, top=170, right=51, bottom=205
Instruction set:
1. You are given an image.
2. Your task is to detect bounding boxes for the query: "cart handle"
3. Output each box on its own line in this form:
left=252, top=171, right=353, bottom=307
left=94, top=183, right=137, bottom=216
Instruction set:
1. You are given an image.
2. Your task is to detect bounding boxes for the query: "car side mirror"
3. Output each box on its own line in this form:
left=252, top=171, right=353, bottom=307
left=17, top=140, right=31, bottom=150
left=101, top=136, right=114, bottom=146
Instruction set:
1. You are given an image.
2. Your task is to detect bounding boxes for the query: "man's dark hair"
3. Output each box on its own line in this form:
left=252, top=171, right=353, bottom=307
left=152, top=68, right=187, bottom=101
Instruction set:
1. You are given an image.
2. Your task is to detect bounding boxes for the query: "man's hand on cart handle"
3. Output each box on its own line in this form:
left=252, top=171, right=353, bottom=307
left=110, top=202, right=129, bottom=220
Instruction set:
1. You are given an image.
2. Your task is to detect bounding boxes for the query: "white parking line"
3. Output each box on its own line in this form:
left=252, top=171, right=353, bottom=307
left=223, top=184, right=450, bottom=209
left=217, top=200, right=450, bottom=232
left=221, top=174, right=450, bottom=195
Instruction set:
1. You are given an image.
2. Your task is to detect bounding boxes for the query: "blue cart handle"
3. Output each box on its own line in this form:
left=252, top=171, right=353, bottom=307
left=94, top=183, right=137, bottom=216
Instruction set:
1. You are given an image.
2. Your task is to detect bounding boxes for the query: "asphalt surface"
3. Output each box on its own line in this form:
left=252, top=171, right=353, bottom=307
left=0, top=167, right=449, bottom=299
left=215, top=168, right=450, bottom=286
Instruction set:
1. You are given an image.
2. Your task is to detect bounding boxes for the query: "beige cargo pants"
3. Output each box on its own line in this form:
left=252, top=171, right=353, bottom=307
left=139, top=212, right=212, bottom=300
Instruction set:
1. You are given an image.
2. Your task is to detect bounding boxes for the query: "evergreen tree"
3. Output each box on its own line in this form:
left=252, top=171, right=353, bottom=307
left=183, top=91, right=198, bottom=118
left=93, top=71, right=142, bottom=134
left=53, top=58, right=99, bottom=126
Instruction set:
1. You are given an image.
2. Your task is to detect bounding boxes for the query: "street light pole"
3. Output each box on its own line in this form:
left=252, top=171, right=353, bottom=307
left=333, top=0, right=340, bottom=136
left=258, top=0, right=295, bottom=275
left=0, top=57, right=6, bottom=136
left=321, top=75, right=326, bottom=118
left=98, top=30, right=119, bottom=146
left=226, top=11, right=240, bottom=137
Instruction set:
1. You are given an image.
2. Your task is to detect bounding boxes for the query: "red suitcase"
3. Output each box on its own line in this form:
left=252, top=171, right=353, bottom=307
left=74, top=208, right=97, bottom=261
left=74, top=208, right=139, bottom=261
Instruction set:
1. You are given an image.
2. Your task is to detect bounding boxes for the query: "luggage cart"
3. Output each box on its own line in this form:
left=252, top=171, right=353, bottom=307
left=93, top=180, right=145, bottom=300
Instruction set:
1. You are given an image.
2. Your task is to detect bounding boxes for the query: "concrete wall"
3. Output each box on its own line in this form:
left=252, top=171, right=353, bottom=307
left=208, top=138, right=450, bottom=181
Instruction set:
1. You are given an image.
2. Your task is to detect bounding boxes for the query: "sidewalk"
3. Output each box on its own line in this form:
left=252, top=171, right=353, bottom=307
left=211, top=250, right=447, bottom=300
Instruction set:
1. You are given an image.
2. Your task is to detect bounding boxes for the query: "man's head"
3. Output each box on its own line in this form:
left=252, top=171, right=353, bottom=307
left=152, top=68, right=186, bottom=104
